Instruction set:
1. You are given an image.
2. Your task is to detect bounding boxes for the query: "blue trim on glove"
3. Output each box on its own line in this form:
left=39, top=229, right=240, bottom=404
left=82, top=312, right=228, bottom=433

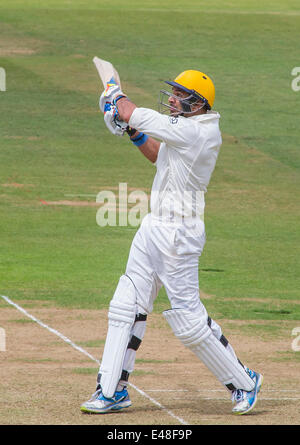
left=104, top=102, right=111, bottom=113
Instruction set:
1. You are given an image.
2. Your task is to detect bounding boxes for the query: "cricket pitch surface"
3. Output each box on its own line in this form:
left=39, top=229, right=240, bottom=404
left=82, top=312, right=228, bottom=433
left=1, top=299, right=299, bottom=425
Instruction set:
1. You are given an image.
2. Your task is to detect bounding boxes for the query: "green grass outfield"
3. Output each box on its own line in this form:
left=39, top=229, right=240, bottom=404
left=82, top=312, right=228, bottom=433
left=0, top=0, right=299, bottom=320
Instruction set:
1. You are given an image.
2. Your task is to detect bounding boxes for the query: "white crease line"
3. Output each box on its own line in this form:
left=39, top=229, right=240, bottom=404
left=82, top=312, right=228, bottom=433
left=145, top=389, right=300, bottom=393
left=151, top=395, right=300, bottom=401
left=144, top=390, right=300, bottom=401
left=201, top=397, right=300, bottom=401
left=260, top=398, right=300, bottom=401
left=1, top=295, right=98, bottom=364
left=1, top=295, right=188, bottom=425
left=200, top=397, right=300, bottom=401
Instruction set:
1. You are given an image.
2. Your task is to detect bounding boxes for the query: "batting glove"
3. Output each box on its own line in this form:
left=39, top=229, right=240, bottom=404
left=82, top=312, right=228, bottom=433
left=103, top=103, right=128, bottom=137
left=99, top=78, right=127, bottom=113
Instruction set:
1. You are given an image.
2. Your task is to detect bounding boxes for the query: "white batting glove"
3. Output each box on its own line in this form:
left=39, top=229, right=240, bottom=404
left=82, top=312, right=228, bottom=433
left=103, top=103, right=128, bottom=137
left=99, top=78, right=127, bottom=113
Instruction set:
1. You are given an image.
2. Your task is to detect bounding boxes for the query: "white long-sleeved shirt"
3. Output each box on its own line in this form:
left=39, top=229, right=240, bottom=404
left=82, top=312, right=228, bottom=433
left=129, top=108, right=222, bottom=222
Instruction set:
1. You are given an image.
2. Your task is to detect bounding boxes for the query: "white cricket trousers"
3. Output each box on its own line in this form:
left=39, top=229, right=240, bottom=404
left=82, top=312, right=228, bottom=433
left=125, top=213, right=207, bottom=315
left=116, top=213, right=239, bottom=385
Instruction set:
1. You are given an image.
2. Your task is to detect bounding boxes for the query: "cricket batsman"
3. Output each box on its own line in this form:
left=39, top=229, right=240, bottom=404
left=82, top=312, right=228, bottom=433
left=80, top=68, right=263, bottom=415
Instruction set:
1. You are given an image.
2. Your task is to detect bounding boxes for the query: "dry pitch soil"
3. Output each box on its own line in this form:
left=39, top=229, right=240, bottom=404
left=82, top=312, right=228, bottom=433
left=0, top=300, right=300, bottom=426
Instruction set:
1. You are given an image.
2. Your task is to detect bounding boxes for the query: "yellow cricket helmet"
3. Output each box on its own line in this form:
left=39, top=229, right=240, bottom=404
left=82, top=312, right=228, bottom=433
left=165, top=70, right=215, bottom=110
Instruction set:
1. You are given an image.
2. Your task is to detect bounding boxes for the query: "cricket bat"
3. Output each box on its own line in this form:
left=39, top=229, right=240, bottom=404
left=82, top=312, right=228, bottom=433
left=93, top=57, right=122, bottom=88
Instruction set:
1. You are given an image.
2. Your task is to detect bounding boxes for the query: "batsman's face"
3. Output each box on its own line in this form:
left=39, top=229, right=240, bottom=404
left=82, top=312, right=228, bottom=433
left=158, top=86, right=205, bottom=116
left=168, top=87, right=190, bottom=115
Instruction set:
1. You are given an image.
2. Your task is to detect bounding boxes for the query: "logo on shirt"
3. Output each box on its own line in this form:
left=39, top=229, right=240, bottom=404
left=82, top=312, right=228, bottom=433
left=168, top=116, right=178, bottom=125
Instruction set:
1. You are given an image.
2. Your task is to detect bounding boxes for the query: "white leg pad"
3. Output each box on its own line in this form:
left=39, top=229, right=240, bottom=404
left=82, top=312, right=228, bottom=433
left=163, top=309, right=254, bottom=391
left=99, top=275, right=136, bottom=398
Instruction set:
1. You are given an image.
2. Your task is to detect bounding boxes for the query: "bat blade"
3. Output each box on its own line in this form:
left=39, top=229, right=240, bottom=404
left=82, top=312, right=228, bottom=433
left=93, top=56, right=121, bottom=88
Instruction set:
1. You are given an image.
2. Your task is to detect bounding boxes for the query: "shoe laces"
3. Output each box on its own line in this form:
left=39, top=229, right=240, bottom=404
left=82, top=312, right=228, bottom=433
left=231, top=389, right=244, bottom=403
left=88, top=388, right=102, bottom=402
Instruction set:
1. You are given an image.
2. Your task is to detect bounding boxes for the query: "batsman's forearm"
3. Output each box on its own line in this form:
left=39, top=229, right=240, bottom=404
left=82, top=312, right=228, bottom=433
left=134, top=134, right=160, bottom=164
